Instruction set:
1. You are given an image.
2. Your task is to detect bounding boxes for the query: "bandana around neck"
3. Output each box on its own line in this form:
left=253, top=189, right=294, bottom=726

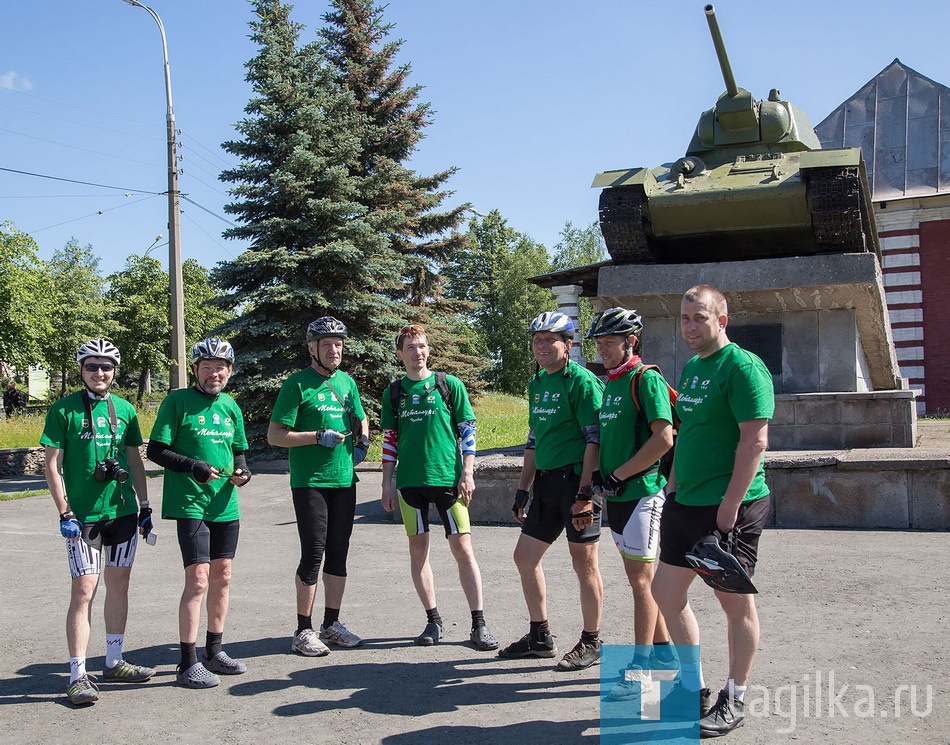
left=606, top=354, right=642, bottom=381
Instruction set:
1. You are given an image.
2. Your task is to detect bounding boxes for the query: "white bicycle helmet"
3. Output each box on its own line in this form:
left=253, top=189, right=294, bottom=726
left=528, top=311, right=574, bottom=335
left=76, top=339, right=121, bottom=366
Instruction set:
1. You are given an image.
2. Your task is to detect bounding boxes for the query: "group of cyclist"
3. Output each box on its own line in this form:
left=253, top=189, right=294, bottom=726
left=43, top=283, right=772, bottom=739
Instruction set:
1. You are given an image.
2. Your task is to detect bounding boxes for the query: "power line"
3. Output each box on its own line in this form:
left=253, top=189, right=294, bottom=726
left=0, top=126, right=164, bottom=168
left=180, top=195, right=239, bottom=228
left=4, top=87, right=161, bottom=130
left=0, top=166, right=163, bottom=194
left=0, top=100, right=163, bottom=142
left=29, top=194, right=162, bottom=233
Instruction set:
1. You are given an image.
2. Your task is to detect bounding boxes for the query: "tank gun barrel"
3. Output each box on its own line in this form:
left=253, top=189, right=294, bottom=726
left=704, top=4, right=738, bottom=97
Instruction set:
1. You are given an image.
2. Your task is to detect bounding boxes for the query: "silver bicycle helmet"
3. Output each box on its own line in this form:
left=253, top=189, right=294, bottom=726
left=190, top=338, right=235, bottom=365
left=528, top=311, right=574, bottom=335
left=585, top=307, right=643, bottom=339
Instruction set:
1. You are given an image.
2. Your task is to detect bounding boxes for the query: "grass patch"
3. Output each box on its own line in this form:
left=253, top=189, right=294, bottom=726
left=1, top=394, right=525, bottom=461
left=0, top=409, right=158, bottom=449
left=0, top=488, right=48, bottom=502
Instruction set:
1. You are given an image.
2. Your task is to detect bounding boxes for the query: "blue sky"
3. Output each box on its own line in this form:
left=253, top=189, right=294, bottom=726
left=2, top=0, right=949, bottom=277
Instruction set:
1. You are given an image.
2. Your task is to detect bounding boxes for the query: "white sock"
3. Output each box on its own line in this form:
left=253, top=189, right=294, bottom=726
left=680, top=661, right=705, bottom=691
left=727, top=679, right=747, bottom=702
left=105, top=633, right=125, bottom=668
left=69, top=656, right=86, bottom=683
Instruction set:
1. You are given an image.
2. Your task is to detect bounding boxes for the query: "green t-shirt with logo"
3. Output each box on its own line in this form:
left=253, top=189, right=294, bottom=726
left=528, top=360, right=604, bottom=472
left=40, top=392, right=143, bottom=523
left=674, top=343, right=774, bottom=507
left=151, top=387, right=248, bottom=521
left=599, top=364, right=672, bottom=502
left=270, top=367, right=365, bottom=489
left=379, top=373, right=475, bottom=489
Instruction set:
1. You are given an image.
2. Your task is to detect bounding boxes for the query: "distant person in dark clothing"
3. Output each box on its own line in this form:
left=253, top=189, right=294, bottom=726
left=4, top=379, right=25, bottom=417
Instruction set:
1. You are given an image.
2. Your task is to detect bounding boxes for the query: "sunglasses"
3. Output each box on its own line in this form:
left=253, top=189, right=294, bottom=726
left=83, top=363, right=116, bottom=373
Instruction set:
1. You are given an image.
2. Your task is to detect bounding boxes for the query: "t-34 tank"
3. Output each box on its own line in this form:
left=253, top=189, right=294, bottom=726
left=593, top=4, right=880, bottom=265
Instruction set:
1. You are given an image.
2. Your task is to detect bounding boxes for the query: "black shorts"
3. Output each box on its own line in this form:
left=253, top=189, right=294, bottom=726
left=659, top=493, right=770, bottom=575
left=521, top=466, right=601, bottom=545
left=80, top=512, right=137, bottom=551
left=176, top=518, right=240, bottom=567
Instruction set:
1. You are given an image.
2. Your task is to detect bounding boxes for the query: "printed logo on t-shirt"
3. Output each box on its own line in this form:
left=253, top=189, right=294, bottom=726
left=212, top=414, right=221, bottom=424
left=426, top=395, right=435, bottom=402
left=552, top=393, right=560, bottom=401
left=543, top=391, right=550, bottom=402
left=534, top=394, right=540, bottom=403
left=82, top=418, right=90, bottom=429
left=399, top=397, right=406, bottom=409
left=412, top=394, right=420, bottom=404
left=198, top=416, right=206, bottom=425
left=701, top=379, right=710, bottom=389
left=318, top=393, right=326, bottom=401
left=690, top=376, right=700, bottom=389
left=96, top=416, right=107, bottom=428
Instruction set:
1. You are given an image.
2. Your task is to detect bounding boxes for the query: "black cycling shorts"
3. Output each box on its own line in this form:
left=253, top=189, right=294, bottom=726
left=659, top=493, right=770, bottom=575
left=176, top=518, right=240, bottom=567
left=521, top=465, right=601, bottom=545
left=291, top=485, right=357, bottom=584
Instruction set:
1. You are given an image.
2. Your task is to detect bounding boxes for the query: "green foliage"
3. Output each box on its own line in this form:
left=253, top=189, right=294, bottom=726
left=444, top=211, right=554, bottom=395
left=550, top=221, right=607, bottom=363
left=45, top=239, right=109, bottom=395
left=0, top=222, right=50, bottom=370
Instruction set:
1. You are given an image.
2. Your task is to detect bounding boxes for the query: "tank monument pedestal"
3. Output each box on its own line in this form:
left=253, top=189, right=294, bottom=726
left=594, top=251, right=917, bottom=450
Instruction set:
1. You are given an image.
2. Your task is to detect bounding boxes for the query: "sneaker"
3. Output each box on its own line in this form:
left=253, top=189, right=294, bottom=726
left=102, top=660, right=155, bottom=683
left=663, top=681, right=714, bottom=720
left=176, top=662, right=219, bottom=689
left=699, top=689, right=745, bottom=738
left=203, top=650, right=247, bottom=675
left=319, top=620, right=363, bottom=648
left=556, top=637, right=601, bottom=671
left=498, top=632, right=557, bottom=659
left=608, top=661, right=652, bottom=701
left=470, top=624, right=500, bottom=651
left=292, top=628, right=330, bottom=657
left=66, top=674, right=99, bottom=705
left=415, top=621, right=443, bottom=646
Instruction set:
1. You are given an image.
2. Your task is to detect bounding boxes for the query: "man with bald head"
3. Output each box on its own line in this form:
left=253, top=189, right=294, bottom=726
left=651, top=285, right=774, bottom=738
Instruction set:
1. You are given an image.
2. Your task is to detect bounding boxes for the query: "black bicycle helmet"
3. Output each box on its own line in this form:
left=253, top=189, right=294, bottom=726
left=306, top=316, right=348, bottom=341
left=585, top=307, right=643, bottom=339
left=685, top=530, right=758, bottom=594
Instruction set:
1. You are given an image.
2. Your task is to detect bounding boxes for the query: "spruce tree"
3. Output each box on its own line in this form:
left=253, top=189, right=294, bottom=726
left=319, top=0, right=479, bottom=384
left=214, top=0, right=403, bottom=446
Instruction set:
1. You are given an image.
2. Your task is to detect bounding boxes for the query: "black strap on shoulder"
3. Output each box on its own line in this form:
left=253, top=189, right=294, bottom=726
left=81, top=393, right=119, bottom=459
left=389, top=373, right=454, bottom=432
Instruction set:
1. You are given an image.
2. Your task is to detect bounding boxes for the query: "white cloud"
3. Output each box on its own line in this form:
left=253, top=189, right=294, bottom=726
left=0, top=71, right=34, bottom=92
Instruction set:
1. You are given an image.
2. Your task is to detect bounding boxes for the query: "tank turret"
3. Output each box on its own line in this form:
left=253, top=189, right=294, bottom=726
left=593, top=4, right=880, bottom=265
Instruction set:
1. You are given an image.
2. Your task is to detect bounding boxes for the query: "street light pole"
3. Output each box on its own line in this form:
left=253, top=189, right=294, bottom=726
left=123, top=0, right=187, bottom=390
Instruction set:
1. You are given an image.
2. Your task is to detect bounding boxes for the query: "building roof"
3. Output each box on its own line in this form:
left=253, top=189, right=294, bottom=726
left=815, top=58, right=950, bottom=199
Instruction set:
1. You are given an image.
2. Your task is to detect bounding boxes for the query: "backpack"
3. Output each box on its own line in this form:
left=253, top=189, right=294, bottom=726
left=630, top=364, right=679, bottom=480
left=388, top=371, right=454, bottom=431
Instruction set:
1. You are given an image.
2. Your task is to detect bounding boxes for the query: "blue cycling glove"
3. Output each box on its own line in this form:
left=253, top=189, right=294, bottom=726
left=60, top=511, right=81, bottom=539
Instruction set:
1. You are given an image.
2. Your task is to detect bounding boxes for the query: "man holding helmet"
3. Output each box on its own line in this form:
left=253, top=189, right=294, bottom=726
left=585, top=307, right=676, bottom=700
left=148, top=337, right=251, bottom=689
left=499, top=311, right=606, bottom=672
left=41, top=339, right=154, bottom=706
left=268, top=317, right=370, bottom=658
left=651, top=285, right=774, bottom=737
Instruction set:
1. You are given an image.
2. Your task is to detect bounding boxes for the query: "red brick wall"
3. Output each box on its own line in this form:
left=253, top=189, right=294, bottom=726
left=919, top=220, right=950, bottom=415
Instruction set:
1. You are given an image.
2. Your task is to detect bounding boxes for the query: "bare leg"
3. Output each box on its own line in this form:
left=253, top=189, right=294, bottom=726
left=512, top=533, right=550, bottom=622
left=568, top=541, right=602, bottom=632
left=447, top=533, right=483, bottom=611
left=407, top=532, right=436, bottom=610
left=205, top=558, right=232, bottom=634
left=179, top=563, right=209, bottom=644
left=66, top=575, right=99, bottom=657
left=102, top=565, right=131, bottom=635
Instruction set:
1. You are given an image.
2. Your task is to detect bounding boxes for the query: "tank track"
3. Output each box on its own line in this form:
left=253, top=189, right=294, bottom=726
left=598, top=186, right=653, bottom=264
left=808, top=167, right=869, bottom=253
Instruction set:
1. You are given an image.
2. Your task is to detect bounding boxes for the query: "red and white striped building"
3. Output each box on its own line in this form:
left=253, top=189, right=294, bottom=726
left=817, top=59, right=950, bottom=415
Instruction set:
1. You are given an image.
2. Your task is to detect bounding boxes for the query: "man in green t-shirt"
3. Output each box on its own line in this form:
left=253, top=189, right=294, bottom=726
left=652, top=285, right=775, bottom=738
left=268, top=317, right=370, bottom=658
left=147, top=338, right=251, bottom=690
left=585, top=307, right=677, bottom=701
left=379, top=324, right=498, bottom=651
left=41, top=339, right=155, bottom=706
left=499, top=311, right=606, bottom=672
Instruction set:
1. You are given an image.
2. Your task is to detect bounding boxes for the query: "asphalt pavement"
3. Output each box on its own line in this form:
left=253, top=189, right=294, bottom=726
left=0, top=468, right=947, bottom=744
